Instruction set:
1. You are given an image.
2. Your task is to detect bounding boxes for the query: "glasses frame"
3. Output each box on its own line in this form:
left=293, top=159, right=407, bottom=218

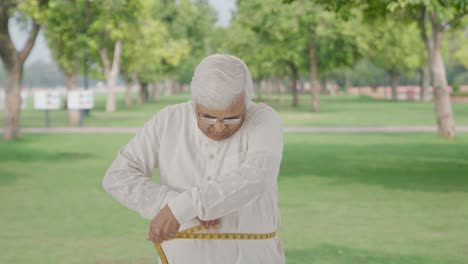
left=196, top=108, right=246, bottom=126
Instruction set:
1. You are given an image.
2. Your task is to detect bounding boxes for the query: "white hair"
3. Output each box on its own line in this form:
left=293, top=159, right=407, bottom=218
left=190, top=54, right=253, bottom=110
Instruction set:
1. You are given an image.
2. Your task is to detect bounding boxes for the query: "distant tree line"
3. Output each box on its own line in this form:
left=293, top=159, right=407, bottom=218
left=0, top=0, right=467, bottom=140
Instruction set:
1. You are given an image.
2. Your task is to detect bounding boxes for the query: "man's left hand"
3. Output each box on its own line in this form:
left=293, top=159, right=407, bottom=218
left=147, top=205, right=180, bottom=244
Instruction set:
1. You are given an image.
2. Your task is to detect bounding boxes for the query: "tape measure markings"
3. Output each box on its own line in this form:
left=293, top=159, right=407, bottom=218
left=153, top=225, right=276, bottom=264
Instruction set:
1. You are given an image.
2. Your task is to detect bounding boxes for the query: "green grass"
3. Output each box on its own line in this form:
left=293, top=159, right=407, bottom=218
left=1, top=133, right=467, bottom=263
left=3, top=92, right=468, bottom=128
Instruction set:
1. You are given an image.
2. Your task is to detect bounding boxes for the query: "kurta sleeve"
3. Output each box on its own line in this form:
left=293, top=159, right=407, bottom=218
left=168, top=107, right=283, bottom=224
left=103, top=112, right=179, bottom=220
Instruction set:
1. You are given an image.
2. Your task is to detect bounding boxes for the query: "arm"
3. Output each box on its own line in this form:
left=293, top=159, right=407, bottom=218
left=102, top=113, right=179, bottom=220
left=168, top=107, right=283, bottom=224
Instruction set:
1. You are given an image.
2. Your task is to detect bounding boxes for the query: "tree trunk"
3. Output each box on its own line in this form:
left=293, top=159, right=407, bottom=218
left=288, top=62, right=298, bottom=107
left=152, top=82, right=160, bottom=102
left=278, top=77, right=286, bottom=104
left=389, top=71, right=400, bottom=101
left=320, top=79, right=327, bottom=95
left=430, top=26, right=456, bottom=139
left=175, top=81, right=182, bottom=94
left=3, top=65, right=22, bottom=139
left=0, top=16, right=40, bottom=140
left=125, top=82, right=133, bottom=108
left=260, top=79, right=267, bottom=101
left=419, top=64, right=430, bottom=101
left=164, top=79, right=174, bottom=96
left=139, top=82, right=149, bottom=104
left=253, top=81, right=262, bottom=100
left=344, top=69, right=351, bottom=92
left=267, top=79, right=273, bottom=101
left=64, top=72, right=80, bottom=126
left=99, top=40, right=122, bottom=113
left=124, top=73, right=135, bottom=108
left=417, top=8, right=433, bottom=103
left=272, top=77, right=281, bottom=101
left=309, top=41, right=320, bottom=112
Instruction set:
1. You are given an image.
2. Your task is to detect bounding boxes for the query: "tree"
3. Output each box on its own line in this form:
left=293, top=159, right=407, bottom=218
left=227, top=0, right=366, bottom=109
left=86, top=0, right=141, bottom=112
left=225, top=0, right=308, bottom=107
left=367, top=19, right=422, bottom=100
left=385, top=0, right=468, bottom=139
left=154, top=0, right=219, bottom=91
left=297, top=2, right=367, bottom=111
left=120, top=0, right=190, bottom=105
left=310, top=0, right=468, bottom=138
left=0, top=0, right=49, bottom=140
left=44, top=0, right=87, bottom=126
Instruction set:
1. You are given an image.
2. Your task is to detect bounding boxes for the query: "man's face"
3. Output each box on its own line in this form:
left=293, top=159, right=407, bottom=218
left=195, top=95, right=246, bottom=141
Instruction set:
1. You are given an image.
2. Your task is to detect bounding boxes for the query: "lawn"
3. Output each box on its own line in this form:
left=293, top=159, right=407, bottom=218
left=1, top=133, right=467, bottom=263
left=2, top=92, right=468, bottom=128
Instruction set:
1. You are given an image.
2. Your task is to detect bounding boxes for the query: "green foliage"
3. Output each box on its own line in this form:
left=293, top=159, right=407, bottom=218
left=387, top=0, right=468, bottom=25
left=17, top=0, right=50, bottom=23
left=156, top=0, right=219, bottom=83
left=223, top=0, right=367, bottom=81
left=44, top=0, right=87, bottom=75
left=348, top=60, right=388, bottom=87
left=367, top=19, right=423, bottom=77
left=120, top=0, right=190, bottom=83
left=85, top=0, right=142, bottom=72
left=224, top=0, right=307, bottom=79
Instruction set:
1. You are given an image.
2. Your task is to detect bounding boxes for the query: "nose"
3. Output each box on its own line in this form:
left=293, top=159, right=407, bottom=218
left=213, top=121, right=226, bottom=132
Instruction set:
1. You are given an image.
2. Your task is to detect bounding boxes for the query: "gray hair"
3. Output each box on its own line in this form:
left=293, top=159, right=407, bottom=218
left=190, top=54, right=253, bottom=110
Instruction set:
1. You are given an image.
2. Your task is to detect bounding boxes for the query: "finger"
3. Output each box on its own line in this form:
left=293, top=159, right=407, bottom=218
left=198, top=218, right=207, bottom=226
left=149, top=231, right=157, bottom=243
left=153, top=229, right=163, bottom=244
left=162, top=230, right=173, bottom=241
left=166, top=233, right=176, bottom=241
left=214, top=219, right=221, bottom=229
left=154, top=234, right=163, bottom=244
left=208, top=220, right=216, bottom=227
left=148, top=229, right=155, bottom=242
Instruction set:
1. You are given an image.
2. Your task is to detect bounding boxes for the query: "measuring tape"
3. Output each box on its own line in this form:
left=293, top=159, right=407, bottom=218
left=153, top=225, right=276, bottom=264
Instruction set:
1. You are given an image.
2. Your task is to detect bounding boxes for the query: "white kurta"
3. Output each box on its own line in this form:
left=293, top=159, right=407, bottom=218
left=103, top=100, right=285, bottom=264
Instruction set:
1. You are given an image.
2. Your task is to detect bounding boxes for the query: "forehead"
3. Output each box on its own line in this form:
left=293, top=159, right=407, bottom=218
left=197, top=96, right=245, bottom=117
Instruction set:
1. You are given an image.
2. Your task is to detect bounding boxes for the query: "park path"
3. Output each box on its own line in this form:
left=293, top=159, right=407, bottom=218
left=3, top=126, right=468, bottom=134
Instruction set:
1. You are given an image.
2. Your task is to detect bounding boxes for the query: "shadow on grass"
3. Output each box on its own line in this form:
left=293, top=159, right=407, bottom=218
left=280, top=138, right=468, bottom=193
left=0, top=137, right=94, bottom=185
left=0, top=145, right=94, bottom=163
left=286, top=244, right=460, bottom=264
left=0, top=168, right=20, bottom=185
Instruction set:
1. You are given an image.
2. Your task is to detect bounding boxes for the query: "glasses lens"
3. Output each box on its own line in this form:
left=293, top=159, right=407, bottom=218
left=201, top=117, right=218, bottom=125
left=223, top=119, right=242, bottom=125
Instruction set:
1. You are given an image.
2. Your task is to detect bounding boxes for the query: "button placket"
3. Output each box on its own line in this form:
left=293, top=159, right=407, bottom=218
left=206, top=145, right=217, bottom=181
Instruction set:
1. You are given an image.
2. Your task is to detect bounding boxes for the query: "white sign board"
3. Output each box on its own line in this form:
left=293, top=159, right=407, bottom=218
left=1, top=90, right=28, bottom=110
left=34, top=90, right=62, bottom=110
left=67, top=90, right=94, bottom=110
left=21, top=91, right=28, bottom=110
left=0, top=90, right=4, bottom=110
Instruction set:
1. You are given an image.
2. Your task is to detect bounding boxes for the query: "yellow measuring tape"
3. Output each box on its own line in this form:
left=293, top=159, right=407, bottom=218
left=153, top=225, right=276, bottom=264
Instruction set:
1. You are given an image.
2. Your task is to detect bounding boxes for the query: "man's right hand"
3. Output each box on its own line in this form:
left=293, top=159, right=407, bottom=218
left=198, top=217, right=220, bottom=229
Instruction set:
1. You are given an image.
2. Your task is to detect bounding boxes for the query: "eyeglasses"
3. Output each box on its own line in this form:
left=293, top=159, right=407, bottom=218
left=197, top=109, right=245, bottom=126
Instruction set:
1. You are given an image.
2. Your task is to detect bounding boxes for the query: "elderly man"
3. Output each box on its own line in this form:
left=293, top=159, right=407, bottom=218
left=103, top=54, right=285, bottom=263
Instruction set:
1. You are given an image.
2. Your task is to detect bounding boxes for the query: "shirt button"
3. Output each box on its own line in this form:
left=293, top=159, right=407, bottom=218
left=209, top=154, right=215, bottom=159
left=207, top=176, right=213, bottom=181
